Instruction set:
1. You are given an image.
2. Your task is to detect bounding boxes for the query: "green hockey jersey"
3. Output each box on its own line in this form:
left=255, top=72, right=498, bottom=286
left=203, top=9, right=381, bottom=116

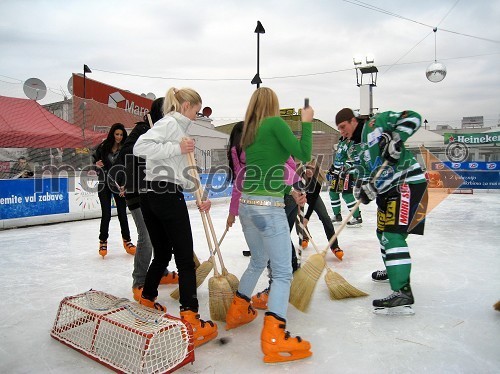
left=358, top=110, right=427, bottom=194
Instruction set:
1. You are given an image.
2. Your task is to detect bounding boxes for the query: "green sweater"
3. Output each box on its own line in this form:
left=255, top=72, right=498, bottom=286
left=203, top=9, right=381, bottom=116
left=243, top=116, right=312, bottom=197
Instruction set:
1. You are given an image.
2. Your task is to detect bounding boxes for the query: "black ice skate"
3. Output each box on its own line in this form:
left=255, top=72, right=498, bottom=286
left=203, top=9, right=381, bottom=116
left=371, top=269, right=389, bottom=283
left=346, top=215, right=362, bottom=227
left=373, top=284, right=414, bottom=315
left=331, top=214, right=343, bottom=223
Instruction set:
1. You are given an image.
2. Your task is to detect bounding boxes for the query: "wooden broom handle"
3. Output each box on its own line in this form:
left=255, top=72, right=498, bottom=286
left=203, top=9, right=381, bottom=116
left=186, top=151, right=220, bottom=275
left=322, top=160, right=389, bottom=253
left=187, top=152, right=229, bottom=271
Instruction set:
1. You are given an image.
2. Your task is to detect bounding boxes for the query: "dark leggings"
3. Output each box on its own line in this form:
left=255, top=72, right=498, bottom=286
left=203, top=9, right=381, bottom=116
left=98, top=183, right=130, bottom=241
left=140, top=185, right=198, bottom=310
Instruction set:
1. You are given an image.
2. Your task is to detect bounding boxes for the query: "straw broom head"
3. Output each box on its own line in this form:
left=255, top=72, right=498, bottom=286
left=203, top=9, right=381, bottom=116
left=289, top=253, right=325, bottom=312
left=170, top=259, right=213, bottom=300
left=221, top=268, right=239, bottom=294
left=325, top=268, right=368, bottom=300
left=193, top=252, right=201, bottom=269
left=208, top=275, right=233, bottom=321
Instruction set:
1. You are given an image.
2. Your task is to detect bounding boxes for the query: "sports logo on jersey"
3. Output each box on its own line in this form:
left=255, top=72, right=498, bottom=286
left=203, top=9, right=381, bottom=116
left=385, top=201, right=397, bottom=226
left=377, top=209, right=386, bottom=231
left=399, top=184, right=410, bottom=226
left=368, top=118, right=376, bottom=128
left=452, top=163, right=461, bottom=169
left=487, top=163, right=497, bottom=170
left=468, top=163, right=478, bottom=169
left=367, top=127, right=383, bottom=147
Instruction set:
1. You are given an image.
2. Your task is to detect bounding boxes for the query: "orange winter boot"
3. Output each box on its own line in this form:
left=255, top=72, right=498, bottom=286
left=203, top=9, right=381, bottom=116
left=132, top=286, right=143, bottom=302
left=123, top=239, right=136, bottom=255
left=160, top=271, right=179, bottom=285
left=251, top=287, right=270, bottom=310
left=301, top=238, right=309, bottom=249
left=332, top=247, right=344, bottom=261
left=180, top=309, right=218, bottom=347
left=98, top=240, right=107, bottom=258
left=261, top=312, right=312, bottom=363
left=226, top=292, right=258, bottom=330
left=138, top=295, right=166, bottom=312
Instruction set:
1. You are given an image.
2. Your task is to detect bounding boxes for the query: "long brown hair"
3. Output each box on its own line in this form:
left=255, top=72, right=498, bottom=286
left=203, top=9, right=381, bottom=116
left=240, top=87, right=280, bottom=149
left=302, top=157, right=327, bottom=185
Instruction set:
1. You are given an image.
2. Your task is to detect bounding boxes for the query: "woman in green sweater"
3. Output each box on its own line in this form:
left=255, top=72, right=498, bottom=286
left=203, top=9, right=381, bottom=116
left=224, top=87, right=313, bottom=363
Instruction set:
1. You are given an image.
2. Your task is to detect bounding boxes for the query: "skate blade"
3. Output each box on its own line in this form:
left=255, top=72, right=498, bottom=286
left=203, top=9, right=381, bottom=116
left=373, top=305, right=414, bottom=315
left=263, top=350, right=312, bottom=363
left=347, top=223, right=362, bottom=228
left=371, top=279, right=390, bottom=283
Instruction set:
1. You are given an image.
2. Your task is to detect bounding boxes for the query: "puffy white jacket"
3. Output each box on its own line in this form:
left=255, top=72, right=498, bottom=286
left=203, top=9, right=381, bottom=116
left=133, top=112, right=195, bottom=190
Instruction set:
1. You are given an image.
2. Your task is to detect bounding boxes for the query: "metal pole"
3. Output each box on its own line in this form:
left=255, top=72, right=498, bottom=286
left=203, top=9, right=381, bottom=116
left=256, top=33, right=260, bottom=88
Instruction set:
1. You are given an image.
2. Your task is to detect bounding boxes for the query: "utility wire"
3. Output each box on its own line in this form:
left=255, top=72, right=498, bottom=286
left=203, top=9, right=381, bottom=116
left=341, top=0, right=500, bottom=44
left=382, top=0, right=460, bottom=74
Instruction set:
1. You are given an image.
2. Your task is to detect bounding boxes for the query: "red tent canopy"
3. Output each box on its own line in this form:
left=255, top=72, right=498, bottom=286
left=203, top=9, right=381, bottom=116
left=0, top=95, right=104, bottom=148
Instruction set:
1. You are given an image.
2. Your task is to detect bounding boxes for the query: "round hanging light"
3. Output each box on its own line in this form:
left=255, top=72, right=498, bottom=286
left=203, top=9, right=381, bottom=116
left=426, top=61, right=447, bottom=83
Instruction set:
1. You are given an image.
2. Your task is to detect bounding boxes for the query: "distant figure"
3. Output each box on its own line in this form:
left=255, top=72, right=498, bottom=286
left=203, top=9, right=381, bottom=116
left=11, top=156, right=34, bottom=178
left=92, top=123, right=136, bottom=258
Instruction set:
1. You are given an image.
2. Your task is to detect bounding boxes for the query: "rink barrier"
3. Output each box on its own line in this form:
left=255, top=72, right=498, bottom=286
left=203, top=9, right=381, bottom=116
left=0, top=173, right=232, bottom=229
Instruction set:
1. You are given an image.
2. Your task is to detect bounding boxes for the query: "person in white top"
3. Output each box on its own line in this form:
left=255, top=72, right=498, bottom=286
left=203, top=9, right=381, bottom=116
left=133, top=87, right=218, bottom=347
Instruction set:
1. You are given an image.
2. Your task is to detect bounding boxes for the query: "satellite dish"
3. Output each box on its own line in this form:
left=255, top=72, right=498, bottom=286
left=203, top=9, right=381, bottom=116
left=23, top=78, right=47, bottom=100
left=146, top=92, right=156, bottom=100
left=202, top=106, right=212, bottom=117
left=426, top=62, right=447, bottom=83
left=67, top=76, right=73, bottom=95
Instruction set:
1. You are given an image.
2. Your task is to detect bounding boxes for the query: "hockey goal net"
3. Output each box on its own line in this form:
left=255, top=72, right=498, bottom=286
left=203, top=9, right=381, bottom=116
left=51, top=290, right=194, bottom=373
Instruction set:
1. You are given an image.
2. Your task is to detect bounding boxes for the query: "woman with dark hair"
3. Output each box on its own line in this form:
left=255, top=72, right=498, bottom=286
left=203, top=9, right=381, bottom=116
left=93, top=122, right=135, bottom=258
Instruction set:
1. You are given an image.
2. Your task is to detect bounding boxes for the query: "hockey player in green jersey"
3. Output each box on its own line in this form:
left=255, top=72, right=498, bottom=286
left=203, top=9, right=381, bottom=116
left=335, top=108, right=428, bottom=315
left=328, top=136, right=362, bottom=227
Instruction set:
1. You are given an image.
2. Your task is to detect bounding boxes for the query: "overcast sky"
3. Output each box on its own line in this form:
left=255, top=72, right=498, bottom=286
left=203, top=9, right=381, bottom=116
left=1, top=0, right=499, bottom=129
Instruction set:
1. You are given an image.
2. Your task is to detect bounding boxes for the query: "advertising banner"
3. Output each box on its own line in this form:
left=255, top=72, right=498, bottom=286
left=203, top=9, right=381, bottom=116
left=431, top=161, right=500, bottom=189
left=0, top=178, right=69, bottom=219
left=443, top=132, right=500, bottom=145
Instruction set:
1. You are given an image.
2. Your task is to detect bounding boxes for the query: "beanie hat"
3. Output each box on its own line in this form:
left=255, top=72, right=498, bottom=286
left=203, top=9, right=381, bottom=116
left=335, top=108, right=355, bottom=125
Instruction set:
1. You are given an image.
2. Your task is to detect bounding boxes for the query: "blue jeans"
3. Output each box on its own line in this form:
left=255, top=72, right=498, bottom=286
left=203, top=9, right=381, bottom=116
left=238, top=194, right=292, bottom=319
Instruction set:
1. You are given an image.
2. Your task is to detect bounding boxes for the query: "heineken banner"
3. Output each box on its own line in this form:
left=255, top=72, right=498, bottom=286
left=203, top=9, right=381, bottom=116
left=431, top=161, right=500, bottom=189
left=444, top=132, right=500, bottom=145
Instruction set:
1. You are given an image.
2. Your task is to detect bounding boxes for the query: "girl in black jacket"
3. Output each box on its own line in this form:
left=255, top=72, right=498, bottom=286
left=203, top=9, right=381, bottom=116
left=302, top=158, right=344, bottom=261
left=93, top=122, right=135, bottom=258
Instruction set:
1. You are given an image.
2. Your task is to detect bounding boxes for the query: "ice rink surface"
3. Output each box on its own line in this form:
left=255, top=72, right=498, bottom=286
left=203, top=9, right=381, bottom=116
left=0, top=191, right=499, bottom=373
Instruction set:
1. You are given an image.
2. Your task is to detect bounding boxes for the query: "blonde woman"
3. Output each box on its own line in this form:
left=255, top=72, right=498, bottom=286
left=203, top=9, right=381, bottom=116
left=224, top=87, right=313, bottom=363
left=302, top=157, right=344, bottom=260
left=133, top=87, right=218, bottom=347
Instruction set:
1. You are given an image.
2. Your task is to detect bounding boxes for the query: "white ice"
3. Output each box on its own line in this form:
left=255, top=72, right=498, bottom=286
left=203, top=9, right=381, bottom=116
left=0, top=191, right=499, bottom=373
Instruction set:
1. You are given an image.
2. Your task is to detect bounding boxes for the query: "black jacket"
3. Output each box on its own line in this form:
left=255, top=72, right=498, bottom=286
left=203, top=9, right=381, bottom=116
left=114, top=122, right=150, bottom=209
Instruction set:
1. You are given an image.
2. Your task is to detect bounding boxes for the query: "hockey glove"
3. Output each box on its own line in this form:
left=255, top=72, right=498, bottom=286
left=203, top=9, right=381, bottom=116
left=379, top=131, right=402, bottom=164
left=354, top=180, right=377, bottom=205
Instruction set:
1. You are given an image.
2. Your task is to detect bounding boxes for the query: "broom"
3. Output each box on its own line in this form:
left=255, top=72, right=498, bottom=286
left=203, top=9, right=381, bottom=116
left=210, top=227, right=240, bottom=293
left=289, top=161, right=389, bottom=311
left=304, top=224, right=368, bottom=300
left=187, top=151, right=233, bottom=321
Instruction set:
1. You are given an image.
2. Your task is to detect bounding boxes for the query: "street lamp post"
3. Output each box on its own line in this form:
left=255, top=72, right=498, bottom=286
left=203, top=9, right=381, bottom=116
left=251, top=21, right=265, bottom=88
left=353, top=55, right=378, bottom=116
left=82, top=64, right=92, bottom=140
